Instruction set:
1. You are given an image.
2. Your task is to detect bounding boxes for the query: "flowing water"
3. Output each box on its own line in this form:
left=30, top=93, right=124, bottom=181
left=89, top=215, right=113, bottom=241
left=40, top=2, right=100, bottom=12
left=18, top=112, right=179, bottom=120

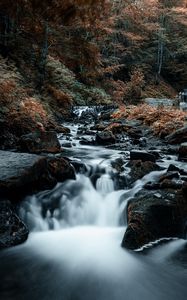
left=0, top=109, right=187, bottom=300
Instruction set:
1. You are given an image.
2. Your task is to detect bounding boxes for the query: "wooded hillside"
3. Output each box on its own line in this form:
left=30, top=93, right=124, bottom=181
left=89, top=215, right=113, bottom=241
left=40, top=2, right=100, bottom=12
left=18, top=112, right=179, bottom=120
left=0, top=0, right=186, bottom=147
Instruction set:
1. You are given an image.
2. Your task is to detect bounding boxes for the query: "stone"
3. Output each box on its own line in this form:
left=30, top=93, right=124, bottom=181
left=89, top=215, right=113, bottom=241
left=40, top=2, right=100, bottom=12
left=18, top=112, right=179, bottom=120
left=166, top=126, right=187, bottom=144
left=159, top=171, right=180, bottom=182
left=95, top=130, right=116, bottom=145
left=178, top=142, right=187, bottom=161
left=122, top=187, right=187, bottom=250
left=0, top=200, right=28, bottom=249
left=79, top=137, right=95, bottom=145
left=167, top=164, right=180, bottom=172
left=19, top=131, right=61, bottom=154
left=127, top=160, right=160, bottom=184
left=0, top=150, right=75, bottom=199
left=130, top=150, right=156, bottom=162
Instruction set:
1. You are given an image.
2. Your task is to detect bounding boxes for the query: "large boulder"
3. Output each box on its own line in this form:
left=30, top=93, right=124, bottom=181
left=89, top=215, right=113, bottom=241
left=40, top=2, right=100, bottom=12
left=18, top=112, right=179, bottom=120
left=130, top=150, right=156, bottom=162
left=0, top=151, right=75, bottom=199
left=166, top=126, right=187, bottom=144
left=19, top=131, right=61, bottom=154
left=95, top=130, right=116, bottom=145
left=0, top=200, right=28, bottom=249
left=122, top=186, right=187, bottom=250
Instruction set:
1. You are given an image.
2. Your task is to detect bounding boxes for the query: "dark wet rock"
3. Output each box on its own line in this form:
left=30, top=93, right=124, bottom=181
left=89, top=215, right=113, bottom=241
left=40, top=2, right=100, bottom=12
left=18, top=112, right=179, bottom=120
left=166, top=126, right=187, bottom=144
left=90, top=123, right=106, bottom=132
left=159, top=171, right=180, bottom=182
left=54, top=125, right=70, bottom=134
left=144, top=182, right=161, bottom=190
left=162, top=145, right=179, bottom=155
left=0, top=120, right=19, bottom=150
left=61, top=142, right=72, bottom=148
left=0, top=200, right=28, bottom=249
left=95, top=130, right=116, bottom=145
left=178, top=143, right=187, bottom=162
left=149, top=150, right=161, bottom=159
left=79, top=137, right=95, bottom=145
left=90, top=173, right=101, bottom=188
left=127, top=160, right=160, bottom=184
left=111, top=158, right=124, bottom=173
left=127, top=128, right=142, bottom=140
left=0, top=151, right=75, bottom=199
left=71, top=160, right=88, bottom=174
left=160, top=179, right=183, bottom=190
left=167, top=164, right=180, bottom=172
left=99, top=111, right=112, bottom=121
left=79, top=109, right=98, bottom=123
left=105, top=123, right=126, bottom=135
left=139, top=137, right=147, bottom=147
left=130, top=150, right=156, bottom=162
left=122, top=186, right=187, bottom=250
left=113, top=174, right=128, bottom=190
left=19, top=131, right=61, bottom=154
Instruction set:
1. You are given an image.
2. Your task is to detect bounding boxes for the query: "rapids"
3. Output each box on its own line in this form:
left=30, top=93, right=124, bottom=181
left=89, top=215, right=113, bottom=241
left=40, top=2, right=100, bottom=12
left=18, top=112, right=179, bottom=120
left=0, top=107, right=187, bottom=300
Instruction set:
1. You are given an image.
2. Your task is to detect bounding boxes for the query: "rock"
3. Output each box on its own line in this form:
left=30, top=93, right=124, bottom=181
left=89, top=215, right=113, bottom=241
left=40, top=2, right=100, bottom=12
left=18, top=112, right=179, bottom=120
left=159, top=171, right=180, bottom=182
left=54, top=126, right=70, bottom=134
left=178, top=142, right=187, bottom=161
left=0, top=151, right=75, bottom=199
left=0, top=120, right=18, bottom=150
left=160, top=179, right=183, bottom=190
left=61, top=142, right=72, bottom=148
left=95, top=130, right=116, bottom=145
left=139, top=137, right=147, bottom=147
left=105, top=123, right=125, bottom=135
left=144, top=182, right=160, bottom=190
left=79, top=137, right=95, bottom=145
left=99, top=111, right=112, bottom=121
left=122, top=187, right=187, bottom=250
left=90, top=123, right=106, bottom=131
left=127, top=160, right=160, bottom=184
left=79, top=109, right=98, bottom=123
left=71, top=160, right=88, bottom=174
left=166, top=126, right=187, bottom=144
left=167, top=164, right=180, bottom=172
left=111, top=157, right=124, bottom=172
left=130, top=150, right=156, bottom=162
left=19, top=131, right=61, bottom=154
left=127, top=128, right=142, bottom=140
left=0, top=200, right=28, bottom=249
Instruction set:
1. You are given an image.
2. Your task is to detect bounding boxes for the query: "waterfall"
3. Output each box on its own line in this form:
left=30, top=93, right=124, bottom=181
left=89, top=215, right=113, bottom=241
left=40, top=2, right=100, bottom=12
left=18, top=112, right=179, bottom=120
left=96, top=174, right=114, bottom=194
left=19, top=168, right=166, bottom=232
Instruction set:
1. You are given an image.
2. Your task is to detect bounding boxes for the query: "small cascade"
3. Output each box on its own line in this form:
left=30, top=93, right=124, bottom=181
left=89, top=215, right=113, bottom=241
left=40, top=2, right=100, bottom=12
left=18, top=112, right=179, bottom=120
left=96, top=174, right=114, bottom=194
left=20, top=173, right=124, bottom=230
left=20, top=165, right=166, bottom=232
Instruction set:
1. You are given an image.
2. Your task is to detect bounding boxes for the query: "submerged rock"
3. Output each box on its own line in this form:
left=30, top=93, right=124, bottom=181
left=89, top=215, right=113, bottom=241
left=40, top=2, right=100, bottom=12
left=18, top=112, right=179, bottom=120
left=0, top=150, right=75, bottom=199
left=122, top=186, right=187, bottom=250
left=0, top=200, right=28, bottom=249
left=19, top=131, right=61, bottom=154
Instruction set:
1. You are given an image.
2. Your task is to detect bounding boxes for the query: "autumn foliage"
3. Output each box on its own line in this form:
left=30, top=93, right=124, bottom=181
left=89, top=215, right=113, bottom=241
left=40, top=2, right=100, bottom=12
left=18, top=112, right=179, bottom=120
left=112, top=104, right=187, bottom=137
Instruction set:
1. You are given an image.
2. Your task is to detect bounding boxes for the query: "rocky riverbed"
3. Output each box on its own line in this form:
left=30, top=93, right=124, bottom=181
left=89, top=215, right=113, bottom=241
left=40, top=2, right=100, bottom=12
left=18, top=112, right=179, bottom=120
left=0, top=105, right=187, bottom=251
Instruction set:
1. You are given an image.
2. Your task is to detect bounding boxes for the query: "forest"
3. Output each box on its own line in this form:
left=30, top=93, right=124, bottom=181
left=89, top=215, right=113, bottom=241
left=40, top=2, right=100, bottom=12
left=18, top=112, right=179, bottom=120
left=0, top=1, right=187, bottom=300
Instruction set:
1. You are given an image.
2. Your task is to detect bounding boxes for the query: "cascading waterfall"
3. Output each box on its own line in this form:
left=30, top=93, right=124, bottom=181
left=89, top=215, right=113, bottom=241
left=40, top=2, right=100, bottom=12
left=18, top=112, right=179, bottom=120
left=20, top=167, right=166, bottom=232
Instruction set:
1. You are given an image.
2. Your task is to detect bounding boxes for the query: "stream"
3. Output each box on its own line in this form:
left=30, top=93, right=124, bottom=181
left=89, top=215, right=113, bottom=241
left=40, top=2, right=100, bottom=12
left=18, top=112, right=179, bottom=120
left=0, top=107, right=187, bottom=300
